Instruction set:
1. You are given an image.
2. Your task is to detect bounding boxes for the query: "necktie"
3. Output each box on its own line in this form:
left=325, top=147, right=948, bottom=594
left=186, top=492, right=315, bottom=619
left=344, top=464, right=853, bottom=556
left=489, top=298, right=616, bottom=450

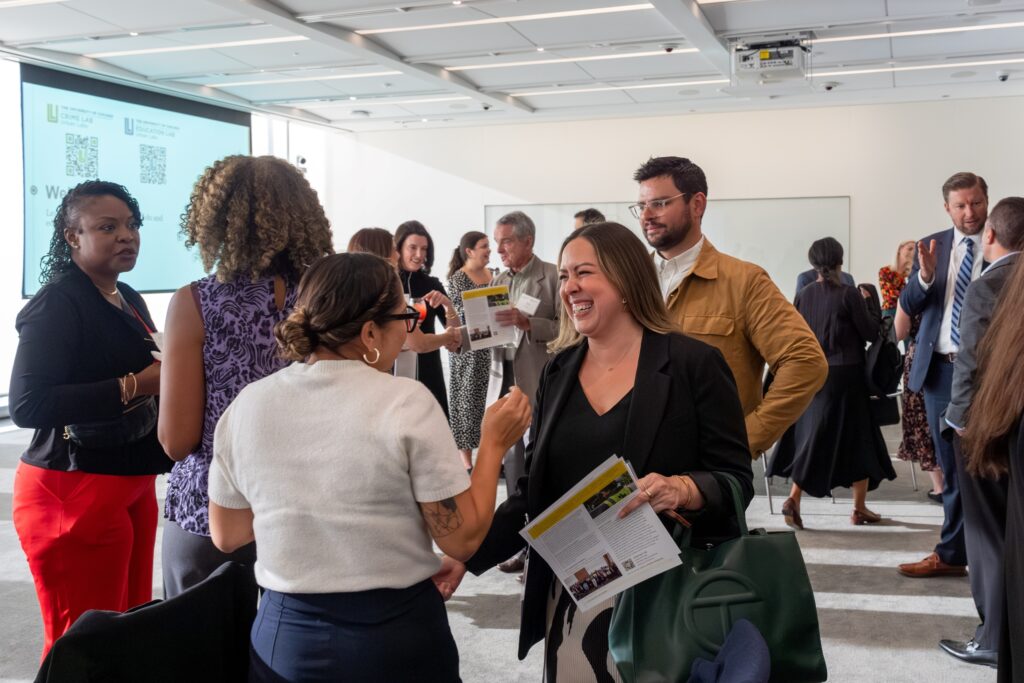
left=950, top=237, right=975, bottom=348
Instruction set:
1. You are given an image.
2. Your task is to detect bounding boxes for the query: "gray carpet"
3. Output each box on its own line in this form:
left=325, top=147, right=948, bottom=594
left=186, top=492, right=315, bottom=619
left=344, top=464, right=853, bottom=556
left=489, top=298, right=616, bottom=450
left=0, top=424, right=997, bottom=682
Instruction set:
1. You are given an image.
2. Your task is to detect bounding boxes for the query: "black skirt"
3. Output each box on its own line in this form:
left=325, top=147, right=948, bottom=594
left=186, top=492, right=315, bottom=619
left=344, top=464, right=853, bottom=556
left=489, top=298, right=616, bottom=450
left=768, top=363, right=896, bottom=498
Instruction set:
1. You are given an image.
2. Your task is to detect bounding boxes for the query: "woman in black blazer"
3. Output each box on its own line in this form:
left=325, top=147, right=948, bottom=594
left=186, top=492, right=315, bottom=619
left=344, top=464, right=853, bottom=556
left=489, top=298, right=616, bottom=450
left=436, top=223, right=753, bottom=681
left=10, top=180, right=171, bottom=659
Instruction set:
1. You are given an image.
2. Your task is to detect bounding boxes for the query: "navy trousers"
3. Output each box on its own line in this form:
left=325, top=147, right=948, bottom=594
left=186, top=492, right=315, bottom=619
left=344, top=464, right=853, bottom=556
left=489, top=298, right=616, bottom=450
left=922, top=357, right=967, bottom=566
left=250, top=580, right=460, bottom=682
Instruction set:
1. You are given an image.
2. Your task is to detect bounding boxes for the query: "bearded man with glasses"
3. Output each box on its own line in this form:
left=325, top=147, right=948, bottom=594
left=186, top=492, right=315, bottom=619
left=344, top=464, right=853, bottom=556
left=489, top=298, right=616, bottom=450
left=632, top=156, right=827, bottom=460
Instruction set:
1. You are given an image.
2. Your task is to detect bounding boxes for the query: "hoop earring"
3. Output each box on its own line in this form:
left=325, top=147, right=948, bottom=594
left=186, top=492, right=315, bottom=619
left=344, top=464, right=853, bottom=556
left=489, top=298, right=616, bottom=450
left=362, top=347, right=381, bottom=365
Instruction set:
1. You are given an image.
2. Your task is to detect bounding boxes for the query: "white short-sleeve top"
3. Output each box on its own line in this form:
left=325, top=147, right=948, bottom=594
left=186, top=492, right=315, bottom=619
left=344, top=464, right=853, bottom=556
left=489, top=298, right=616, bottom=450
left=209, top=359, right=470, bottom=594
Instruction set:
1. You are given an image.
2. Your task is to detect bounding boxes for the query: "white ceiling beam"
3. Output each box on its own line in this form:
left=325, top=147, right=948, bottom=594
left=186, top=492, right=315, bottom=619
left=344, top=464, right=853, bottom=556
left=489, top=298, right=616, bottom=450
left=0, top=44, right=336, bottom=129
left=648, top=0, right=730, bottom=75
left=206, top=0, right=534, bottom=114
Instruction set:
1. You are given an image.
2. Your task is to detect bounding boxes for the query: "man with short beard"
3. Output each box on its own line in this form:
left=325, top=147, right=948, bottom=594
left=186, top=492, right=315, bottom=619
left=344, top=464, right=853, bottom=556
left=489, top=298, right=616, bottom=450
left=631, top=156, right=827, bottom=459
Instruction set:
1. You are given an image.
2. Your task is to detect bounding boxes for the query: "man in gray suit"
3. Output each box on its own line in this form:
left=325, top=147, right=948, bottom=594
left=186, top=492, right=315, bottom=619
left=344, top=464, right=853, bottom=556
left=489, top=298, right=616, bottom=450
left=939, top=197, right=1024, bottom=667
left=478, top=211, right=560, bottom=574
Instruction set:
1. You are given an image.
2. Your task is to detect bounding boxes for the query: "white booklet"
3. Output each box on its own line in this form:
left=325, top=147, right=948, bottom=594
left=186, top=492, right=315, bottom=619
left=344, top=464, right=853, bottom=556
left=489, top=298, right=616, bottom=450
left=519, top=455, right=683, bottom=612
left=461, top=284, right=517, bottom=351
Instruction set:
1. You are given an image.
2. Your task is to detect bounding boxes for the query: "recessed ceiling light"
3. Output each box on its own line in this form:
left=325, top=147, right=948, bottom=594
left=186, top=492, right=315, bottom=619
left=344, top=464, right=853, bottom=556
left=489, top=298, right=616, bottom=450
left=810, top=20, right=1024, bottom=44
left=537, top=47, right=544, bottom=52
left=815, top=56, right=1024, bottom=77
left=349, top=96, right=358, bottom=100
left=511, top=78, right=729, bottom=97
left=208, top=70, right=401, bottom=88
left=446, top=49, right=697, bottom=72
left=87, top=35, right=307, bottom=58
left=356, top=4, right=653, bottom=35
left=129, top=32, right=139, bottom=37
left=301, top=96, right=473, bottom=109
left=0, top=0, right=68, bottom=8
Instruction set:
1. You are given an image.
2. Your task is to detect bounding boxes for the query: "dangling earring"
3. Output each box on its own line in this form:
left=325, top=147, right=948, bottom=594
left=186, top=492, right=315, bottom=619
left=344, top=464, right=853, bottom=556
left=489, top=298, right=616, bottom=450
left=362, top=347, right=381, bottom=365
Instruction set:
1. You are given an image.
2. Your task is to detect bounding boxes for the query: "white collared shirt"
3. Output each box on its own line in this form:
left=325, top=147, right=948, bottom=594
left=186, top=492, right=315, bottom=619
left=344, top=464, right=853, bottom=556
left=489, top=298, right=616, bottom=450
left=654, top=236, right=705, bottom=301
left=919, top=228, right=983, bottom=353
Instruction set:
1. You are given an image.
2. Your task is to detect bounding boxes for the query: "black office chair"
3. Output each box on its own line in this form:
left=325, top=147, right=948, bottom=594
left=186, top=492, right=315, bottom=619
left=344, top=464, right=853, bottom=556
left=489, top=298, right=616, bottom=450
left=35, top=561, right=257, bottom=683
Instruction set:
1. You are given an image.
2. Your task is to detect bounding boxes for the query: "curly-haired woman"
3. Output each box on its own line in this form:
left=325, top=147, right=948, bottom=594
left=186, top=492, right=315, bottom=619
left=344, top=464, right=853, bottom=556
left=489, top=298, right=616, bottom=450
left=10, top=180, right=171, bottom=659
left=157, top=155, right=333, bottom=598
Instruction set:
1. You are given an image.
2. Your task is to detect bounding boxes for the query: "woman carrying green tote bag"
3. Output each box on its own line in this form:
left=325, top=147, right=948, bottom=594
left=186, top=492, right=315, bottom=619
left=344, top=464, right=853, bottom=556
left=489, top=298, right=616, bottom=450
left=609, top=475, right=828, bottom=683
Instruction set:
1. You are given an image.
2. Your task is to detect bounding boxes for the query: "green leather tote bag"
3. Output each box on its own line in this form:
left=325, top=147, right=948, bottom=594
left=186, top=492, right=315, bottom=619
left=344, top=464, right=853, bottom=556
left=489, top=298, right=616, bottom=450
left=608, top=475, right=827, bottom=682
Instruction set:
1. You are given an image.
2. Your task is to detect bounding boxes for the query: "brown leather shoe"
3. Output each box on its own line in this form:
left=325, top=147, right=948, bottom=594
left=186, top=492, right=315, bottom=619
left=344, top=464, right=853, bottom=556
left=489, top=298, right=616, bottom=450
left=498, top=552, right=526, bottom=573
left=781, top=497, right=803, bottom=530
left=851, top=508, right=882, bottom=525
left=898, top=552, right=967, bottom=578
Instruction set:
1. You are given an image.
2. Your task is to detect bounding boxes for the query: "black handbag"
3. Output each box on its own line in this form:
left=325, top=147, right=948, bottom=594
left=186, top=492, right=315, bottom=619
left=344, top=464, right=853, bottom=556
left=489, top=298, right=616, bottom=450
left=64, top=396, right=158, bottom=449
left=608, top=475, right=827, bottom=683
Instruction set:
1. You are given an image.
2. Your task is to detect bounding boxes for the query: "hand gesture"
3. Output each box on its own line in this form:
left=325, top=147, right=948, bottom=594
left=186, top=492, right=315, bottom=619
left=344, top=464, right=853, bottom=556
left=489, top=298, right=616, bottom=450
left=617, top=473, right=705, bottom=519
left=443, top=326, right=463, bottom=352
left=495, top=307, right=531, bottom=331
left=481, top=386, right=532, bottom=451
left=917, top=239, right=938, bottom=284
left=423, top=290, right=453, bottom=311
left=431, top=556, right=468, bottom=601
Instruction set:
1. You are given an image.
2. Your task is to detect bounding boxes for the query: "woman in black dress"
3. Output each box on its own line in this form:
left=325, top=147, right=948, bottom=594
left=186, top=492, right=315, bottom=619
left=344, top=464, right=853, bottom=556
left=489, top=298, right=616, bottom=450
left=433, top=223, right=753, bottom=681
left=769, top=237, right=896, bottom=529
left=962, top=255, right=1024, bottom=683
left=394, top=221, right=461, bottom=416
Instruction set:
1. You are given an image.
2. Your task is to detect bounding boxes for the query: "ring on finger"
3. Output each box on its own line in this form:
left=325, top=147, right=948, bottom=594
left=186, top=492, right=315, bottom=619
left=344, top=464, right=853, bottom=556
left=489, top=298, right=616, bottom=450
left=640, top=485, right=652, bottom=500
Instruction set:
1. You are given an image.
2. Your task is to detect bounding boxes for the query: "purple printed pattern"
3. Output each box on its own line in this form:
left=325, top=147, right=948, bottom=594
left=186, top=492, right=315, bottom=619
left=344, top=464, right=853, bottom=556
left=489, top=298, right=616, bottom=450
left=164, top=275, right=296, bottom=536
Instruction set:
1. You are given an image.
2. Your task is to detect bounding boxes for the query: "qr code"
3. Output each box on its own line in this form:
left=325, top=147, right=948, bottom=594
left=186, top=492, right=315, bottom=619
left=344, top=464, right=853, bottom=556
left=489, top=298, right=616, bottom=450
left=139, top=144, right=167, bottom=185
left=65, top=134, right=98, bottom=177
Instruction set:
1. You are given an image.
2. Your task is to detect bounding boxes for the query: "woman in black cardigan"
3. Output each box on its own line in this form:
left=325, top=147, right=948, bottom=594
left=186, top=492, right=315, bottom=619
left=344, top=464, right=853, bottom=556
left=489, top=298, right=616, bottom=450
left=10, top=181, right=171, bottom=659
left=436, top=223, right=753, bottom=681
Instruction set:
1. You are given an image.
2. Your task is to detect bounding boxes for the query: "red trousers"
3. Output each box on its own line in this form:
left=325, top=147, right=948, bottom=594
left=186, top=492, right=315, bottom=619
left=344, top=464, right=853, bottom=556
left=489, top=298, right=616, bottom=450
left=12, top=462, right=158, bottom=659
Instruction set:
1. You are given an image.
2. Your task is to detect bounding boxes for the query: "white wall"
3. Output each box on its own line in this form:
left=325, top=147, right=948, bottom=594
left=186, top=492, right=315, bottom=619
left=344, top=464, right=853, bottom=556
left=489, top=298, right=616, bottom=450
left=329, top=95, right=1024, bottom=288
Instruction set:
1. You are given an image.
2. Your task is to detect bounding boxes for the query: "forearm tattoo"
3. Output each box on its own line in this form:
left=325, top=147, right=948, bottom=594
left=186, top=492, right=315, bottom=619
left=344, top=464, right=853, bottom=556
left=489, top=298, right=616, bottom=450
left=423, top=498, right=464, bottom=538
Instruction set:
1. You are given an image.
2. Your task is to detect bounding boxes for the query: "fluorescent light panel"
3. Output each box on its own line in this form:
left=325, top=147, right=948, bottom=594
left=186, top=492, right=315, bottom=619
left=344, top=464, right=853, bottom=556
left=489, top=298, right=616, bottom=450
left=815, top=56, right=1024, bottom=77
left=811, top=20, right=1024, bottom=44
left=447, top=49, right=698, bottom=72
left=0, top=0, right=67, bottom=7
left=87, top=36, right=307, bottom=58
left=302, top=96, right=473, bottom=109
left=512, top=78, right=728, bottom=97
left=211, top=70, right=401, bottom=88
left=356, top=4, right=653, bottom=35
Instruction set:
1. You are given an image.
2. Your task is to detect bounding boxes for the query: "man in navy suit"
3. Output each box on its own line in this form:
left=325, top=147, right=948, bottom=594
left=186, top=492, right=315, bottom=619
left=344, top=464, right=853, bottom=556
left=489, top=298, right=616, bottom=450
left=898, top=172, right=988, bottom=581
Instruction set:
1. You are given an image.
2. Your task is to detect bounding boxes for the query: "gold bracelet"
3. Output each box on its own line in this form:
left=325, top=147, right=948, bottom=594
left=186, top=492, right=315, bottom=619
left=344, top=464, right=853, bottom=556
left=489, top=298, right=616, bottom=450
left=675, top=475, right=693, bottom=510
left=118, top=376, right=127, bottom=405
left=127, top=372, right=138, bottom=402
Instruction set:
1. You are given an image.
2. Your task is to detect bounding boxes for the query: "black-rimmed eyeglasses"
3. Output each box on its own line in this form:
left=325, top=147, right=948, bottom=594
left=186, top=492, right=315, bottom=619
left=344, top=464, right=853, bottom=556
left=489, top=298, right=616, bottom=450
left=380, top=306, right=421, bottom=333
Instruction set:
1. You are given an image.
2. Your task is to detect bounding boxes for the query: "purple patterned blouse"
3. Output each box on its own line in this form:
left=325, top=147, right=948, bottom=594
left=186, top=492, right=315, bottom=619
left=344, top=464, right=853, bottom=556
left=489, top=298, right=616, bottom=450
left=164, top=274, right=296, bottom=536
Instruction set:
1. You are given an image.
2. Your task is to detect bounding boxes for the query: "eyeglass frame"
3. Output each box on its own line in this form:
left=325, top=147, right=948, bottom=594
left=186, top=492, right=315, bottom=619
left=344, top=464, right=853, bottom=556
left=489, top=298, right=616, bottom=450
left=628, top=192, right=691, bottom=219
left=379, top=306, right=421, bottom=333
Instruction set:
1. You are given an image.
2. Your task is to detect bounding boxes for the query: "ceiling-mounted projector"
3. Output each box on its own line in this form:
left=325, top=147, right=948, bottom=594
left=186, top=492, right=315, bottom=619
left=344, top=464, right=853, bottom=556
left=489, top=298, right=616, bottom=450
left=722, top=34, right=813, bottom=97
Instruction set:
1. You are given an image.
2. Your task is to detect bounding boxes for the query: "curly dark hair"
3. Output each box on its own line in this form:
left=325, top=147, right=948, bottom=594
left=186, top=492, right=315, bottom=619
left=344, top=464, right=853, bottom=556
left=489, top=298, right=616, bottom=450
left=40, top=180, right=143, bottom=285
left=181, top=155, right=334, bottom=283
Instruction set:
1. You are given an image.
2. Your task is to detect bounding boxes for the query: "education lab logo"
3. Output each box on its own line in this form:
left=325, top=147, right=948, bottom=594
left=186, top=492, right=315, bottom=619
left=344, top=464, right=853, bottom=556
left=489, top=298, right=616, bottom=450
left=46, top=104, right=59, bottom=123
left=124, top=118, right=135, bottom=135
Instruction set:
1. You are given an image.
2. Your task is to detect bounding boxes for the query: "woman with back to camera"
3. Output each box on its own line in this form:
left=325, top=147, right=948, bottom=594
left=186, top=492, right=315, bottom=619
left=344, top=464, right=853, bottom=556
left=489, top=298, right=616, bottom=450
left=395, top=220, right=462, bottom=415
left=962, top=256, right=1024, bottom=682
left=446, top=230, right=493, bottom=471
left=157, top=155, right=333, bottom=599
left=348, top=226, right=397, bottom=265
left=769, top=237, right=896, bottom=529
left=435, top=223, right=753, bottom=681
left=10, top=180, right=171, bottom=658
left=207, top=253, right=531, bottom=682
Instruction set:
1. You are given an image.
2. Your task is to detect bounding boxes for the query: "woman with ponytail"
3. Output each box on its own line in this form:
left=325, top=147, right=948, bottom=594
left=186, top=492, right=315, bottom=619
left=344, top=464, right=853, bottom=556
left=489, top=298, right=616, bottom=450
left=208, top=253, right=531, bottom=682
left=769, top=237, right=896, bottom=528
left=446, top=231, right=493, bottom=470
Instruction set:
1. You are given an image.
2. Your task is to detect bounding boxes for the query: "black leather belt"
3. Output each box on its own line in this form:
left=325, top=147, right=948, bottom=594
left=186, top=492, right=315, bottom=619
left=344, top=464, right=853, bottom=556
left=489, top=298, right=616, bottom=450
left=934, top=352, right=958, bottom=363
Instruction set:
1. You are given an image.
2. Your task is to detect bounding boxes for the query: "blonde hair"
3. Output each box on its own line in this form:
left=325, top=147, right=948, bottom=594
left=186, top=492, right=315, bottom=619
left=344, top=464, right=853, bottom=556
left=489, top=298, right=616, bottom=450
left=549, top=222, right=676, bottom=353
left=182, top=155, right=333, bottom=283
left=893, top=240, right=916, bottom=276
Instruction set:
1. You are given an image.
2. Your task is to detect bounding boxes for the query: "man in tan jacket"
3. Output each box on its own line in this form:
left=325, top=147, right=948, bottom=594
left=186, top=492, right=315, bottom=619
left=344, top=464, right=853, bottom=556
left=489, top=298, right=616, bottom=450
left=632, top=156, right=827, bottom=456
